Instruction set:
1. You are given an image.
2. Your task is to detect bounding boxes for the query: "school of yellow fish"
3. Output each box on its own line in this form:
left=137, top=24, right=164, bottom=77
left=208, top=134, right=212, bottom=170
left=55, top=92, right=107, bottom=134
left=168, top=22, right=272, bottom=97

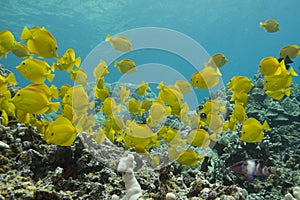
left=0, top=20, right=298, bottom=167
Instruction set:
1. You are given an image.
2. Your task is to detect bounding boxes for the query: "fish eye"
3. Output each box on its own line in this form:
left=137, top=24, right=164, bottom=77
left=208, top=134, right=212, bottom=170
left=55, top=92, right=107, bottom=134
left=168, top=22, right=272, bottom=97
left=55, top=47, right=58, bottom=50
left=22, top=62, right=25, bottom=65
left=51, top=132, right=54, bottom=136
left=17, top=93, right=20, bottom=96
left=200, top=113, right=206, bottom=119
left=198, top=105, right=204, bottom=110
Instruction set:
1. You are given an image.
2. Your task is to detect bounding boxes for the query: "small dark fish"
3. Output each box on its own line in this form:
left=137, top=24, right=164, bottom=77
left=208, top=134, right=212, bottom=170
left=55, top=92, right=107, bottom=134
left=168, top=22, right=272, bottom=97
left=229, top=159, right=275, bottom=181
left=278, top=55, right=293, bottom=70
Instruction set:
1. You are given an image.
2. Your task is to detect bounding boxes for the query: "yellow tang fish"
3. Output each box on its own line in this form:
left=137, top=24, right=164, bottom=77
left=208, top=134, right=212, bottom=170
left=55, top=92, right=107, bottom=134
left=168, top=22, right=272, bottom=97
left=141, top=99, right=152, bottom=112
left=240, top=118, right=270, bottom=143
left=180, top=102, right=190, bottom=125
left=44, top=116, right=77, bottom=146
left=119, top=84, right=130, bottom=104
left=11, top=42, right=31, bottom=58
left=265, top=87, right=291, bottom=100
left=0, top=110, right=9, bottom=126
left=71, top=85, right=94, bottom=113
left=147, top=100, right=171, bottom=126
left=190, top=66, right=221, bottom=89
left=258, top=56, right=283, bottom=76
left=114, top=59, right=137, bottom=74
left=59, top=84, right=71, bottom=99
left=105, top=115, right=125, bottom=133
left=124, top=120, right=158, bottom=153
left=232, top=102, right=246, bottom=123
left=279, top=44, right=300, bottom=59
left=24, top=83, right=58, bottom=100
left=174, top=80, right=192, bottom=94
left=227, top=76, right=254, bottom=93
left=157, top=81, right=183, bottom=109
left=136, top=81, right=148, bottom=96
left=93, top=59, right=109, bottom=81
left=94, top=85, right=109, bottom=100
left=204, top=113, right=224, bottom=134
left=260, top=19, right=280, bottom=33
left=105, top=34, right=132, bottom=52
left=10, top=87, right=60, bottom=114
left=198, top=99, right=226, bottom=116
left=21, top=26, right=58, bottom=58
left=15, top=58, right=55, bottom=83
left=126, top=98, right=144, bottom=115
left=263, top=67, right=298, bottom=91
left=205, top=53, right=229, bottom=68
left=0, top=73, right=17, bottom=94
left=53, top=48, right=81, bottom=72
left=101, top=97, right=121, bottom=116
left=187, top=128, right=216, bottom=148
left=174, top=149, right=204, bottom=167
left=70, top=68, right=87, bottom=85
left=0, top=30, right=15, bottom=58
left=230, top=91, right=248, bottom=106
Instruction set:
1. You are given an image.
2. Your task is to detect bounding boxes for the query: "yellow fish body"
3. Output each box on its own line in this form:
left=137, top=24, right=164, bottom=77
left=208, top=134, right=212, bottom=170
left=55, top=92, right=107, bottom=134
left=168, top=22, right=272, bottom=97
left=174, top=80, right=192, bottom=94
left=0, top=73, right=17, bottom=93
left=114, top=59, right=137, bottom=74
left=240, top=118, right=270, bottom=143
left=105, top=34, right=132, bottom=52
left=258, top=56, right=282, bottom=76
left=230, top=91, right=248, bottom=106
left=265, top=87, right=291, bottom=100
left=44, top=116, right=77, bottom=146
left=136, top=81, right=148, bottom=96
left=260, top=19, right=280, bottom=33
left=175, top=149, right=204, bottom=167
left=21, top=26, right=58, bottom=58
left=0, top=30, right=15, bottom=58
left=93, top=59, right=109, bottom=81
left=279, top=44, right=300, bottom=59
left=119, top=85, right=130, bottom=104
left=205, top=53, right=228, bottom=68
left=11, top=42, right=31, bottom=58
left=16, top=58, right=55, bottom=83
left=190, top=66, right=221, bottom=89
left=232, top=102, right=246, bottom=123
left=94, top=86, right=109, bottom=100
left=10, top=88, right=60, bottom=114
left=126, top=98, right=144, bottom=115
left=70, top=68, right=87, bottom=85
left=101, top=97, right=121, bottom=116
left=53, top=48, right=81, bottom=72
left=227, top=76, right=254, bottom=93
left=147, top=100, right=170, bottom=126
left=58, top=84, right=71, bottom=99
left=187, top=128, right=215, bottom=148
left=24, top=83, right=59, bottom=100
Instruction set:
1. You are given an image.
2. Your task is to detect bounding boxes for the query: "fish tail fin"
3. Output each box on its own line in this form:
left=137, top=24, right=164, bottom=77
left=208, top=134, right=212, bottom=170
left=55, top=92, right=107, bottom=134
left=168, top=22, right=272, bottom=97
left=157, top=81, right=164, bottom=90
left=105, top=34, right=111, bottom=42
left=49, top=85, right=59, bottom=99
left=117, top=104, right=121, bottom=113
left=20, top=26, right=32, bottom=41
left=114, top=61, right=119, bottom=67
left=216, top=68, right=222, bottom=76
left=49, top=102, right=60, bottom=112
left=263, top=120, right=270, bottom=131
left=259, top=22, right=264, bottom=27
left=6, top=73, right=17, bottom=85
left=47, top=73, right=55, bottom=82
left=289, top=67, right=299, bottom=76
left=285, top=87, right=291, bottom=97
left=75, top=57, right=81, bottom=67
left=209, top=132, right=218, bottom=142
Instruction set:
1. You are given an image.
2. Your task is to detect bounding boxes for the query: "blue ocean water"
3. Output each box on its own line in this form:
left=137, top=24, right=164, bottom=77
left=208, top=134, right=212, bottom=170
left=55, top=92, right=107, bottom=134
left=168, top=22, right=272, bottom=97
left=1, top=0, right=300, bottom=106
